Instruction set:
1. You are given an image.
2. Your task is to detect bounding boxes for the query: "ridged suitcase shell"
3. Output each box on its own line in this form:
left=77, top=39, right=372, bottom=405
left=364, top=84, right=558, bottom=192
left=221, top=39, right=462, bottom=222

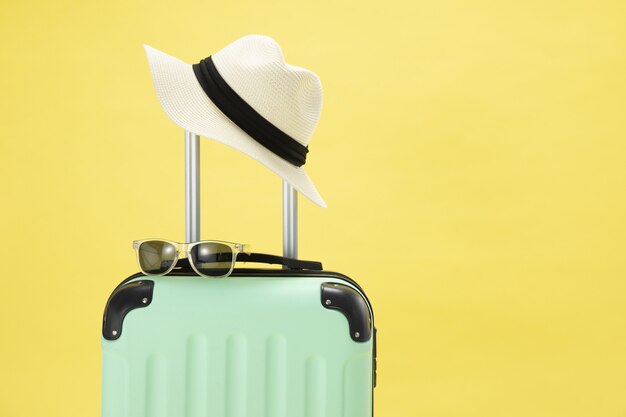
left=101, top=273, right=375, bottom=417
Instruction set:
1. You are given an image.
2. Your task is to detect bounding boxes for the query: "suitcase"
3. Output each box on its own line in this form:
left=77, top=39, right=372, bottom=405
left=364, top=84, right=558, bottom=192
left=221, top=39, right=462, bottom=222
left=101, top=130, right=377, bottom=417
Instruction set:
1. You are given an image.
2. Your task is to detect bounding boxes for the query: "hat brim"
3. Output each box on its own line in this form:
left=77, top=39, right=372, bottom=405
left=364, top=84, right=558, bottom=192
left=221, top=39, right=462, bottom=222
left=144, top=45, right=326, bottom=208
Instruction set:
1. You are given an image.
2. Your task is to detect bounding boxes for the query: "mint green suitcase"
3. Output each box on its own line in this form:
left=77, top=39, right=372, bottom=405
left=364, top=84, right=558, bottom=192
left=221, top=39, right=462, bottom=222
left=101, top=131, right=376, bottom=417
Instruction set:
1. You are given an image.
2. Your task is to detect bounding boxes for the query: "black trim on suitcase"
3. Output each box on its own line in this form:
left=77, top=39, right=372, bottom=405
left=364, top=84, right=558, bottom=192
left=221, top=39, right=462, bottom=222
left=321, top=282, right=372, bottom=342
left=111, top=267, right=366, bottom=295
left=108, top=268, right=375, bottom=334
left=102, top=280, right=154, bottom=341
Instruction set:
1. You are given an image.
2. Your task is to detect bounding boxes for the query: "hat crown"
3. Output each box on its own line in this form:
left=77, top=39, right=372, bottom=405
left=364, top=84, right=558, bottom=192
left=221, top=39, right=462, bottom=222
left=212, top=35, right=322, bottom=146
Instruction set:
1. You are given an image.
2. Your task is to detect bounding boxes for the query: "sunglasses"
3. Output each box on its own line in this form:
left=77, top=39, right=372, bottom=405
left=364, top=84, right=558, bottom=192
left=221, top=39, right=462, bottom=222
left=133, top=239, right=251, bottom=278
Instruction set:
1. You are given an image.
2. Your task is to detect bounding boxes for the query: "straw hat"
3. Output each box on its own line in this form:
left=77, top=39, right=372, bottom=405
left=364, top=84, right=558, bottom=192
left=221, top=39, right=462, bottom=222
left=144, top=35, right=326, bottom=207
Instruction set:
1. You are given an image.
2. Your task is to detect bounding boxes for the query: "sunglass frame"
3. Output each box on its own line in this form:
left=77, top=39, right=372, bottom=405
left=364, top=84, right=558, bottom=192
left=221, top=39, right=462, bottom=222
left=132, top=239, right=251, bottom=278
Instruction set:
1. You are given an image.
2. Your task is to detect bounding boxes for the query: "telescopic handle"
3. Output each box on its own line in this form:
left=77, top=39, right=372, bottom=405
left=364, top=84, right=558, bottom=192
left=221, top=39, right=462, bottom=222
left=185, top=130, right=200, bottom=243
left=282, top=180, right=298, bottom=260
left=184, top=130, right=298, bottom=257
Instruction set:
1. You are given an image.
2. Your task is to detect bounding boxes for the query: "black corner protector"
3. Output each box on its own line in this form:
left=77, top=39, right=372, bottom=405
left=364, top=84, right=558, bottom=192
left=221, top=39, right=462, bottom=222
left=102, top=280, right=154, bottom=340
left=321, top=282, right=372, bottom=342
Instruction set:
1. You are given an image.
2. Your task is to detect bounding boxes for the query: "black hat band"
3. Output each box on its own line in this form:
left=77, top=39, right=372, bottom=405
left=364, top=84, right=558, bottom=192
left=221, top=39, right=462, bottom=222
left=192, top=56, right=308, bottom=167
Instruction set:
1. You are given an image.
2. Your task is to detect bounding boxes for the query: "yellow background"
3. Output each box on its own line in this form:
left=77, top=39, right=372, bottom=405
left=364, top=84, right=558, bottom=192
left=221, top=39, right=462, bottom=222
left=1, top=0, right=625, bottom=415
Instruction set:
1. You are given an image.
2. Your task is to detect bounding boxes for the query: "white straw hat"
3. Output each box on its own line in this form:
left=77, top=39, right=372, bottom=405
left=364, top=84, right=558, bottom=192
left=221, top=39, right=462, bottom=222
left=144, top=35, right=326, bottom=207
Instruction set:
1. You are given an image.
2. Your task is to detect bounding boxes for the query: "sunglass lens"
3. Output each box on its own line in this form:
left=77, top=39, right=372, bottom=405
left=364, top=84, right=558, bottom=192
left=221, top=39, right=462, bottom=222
left=138, top=241, right=177, bottom=274
left=190, top=242, right=234, bottom=277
